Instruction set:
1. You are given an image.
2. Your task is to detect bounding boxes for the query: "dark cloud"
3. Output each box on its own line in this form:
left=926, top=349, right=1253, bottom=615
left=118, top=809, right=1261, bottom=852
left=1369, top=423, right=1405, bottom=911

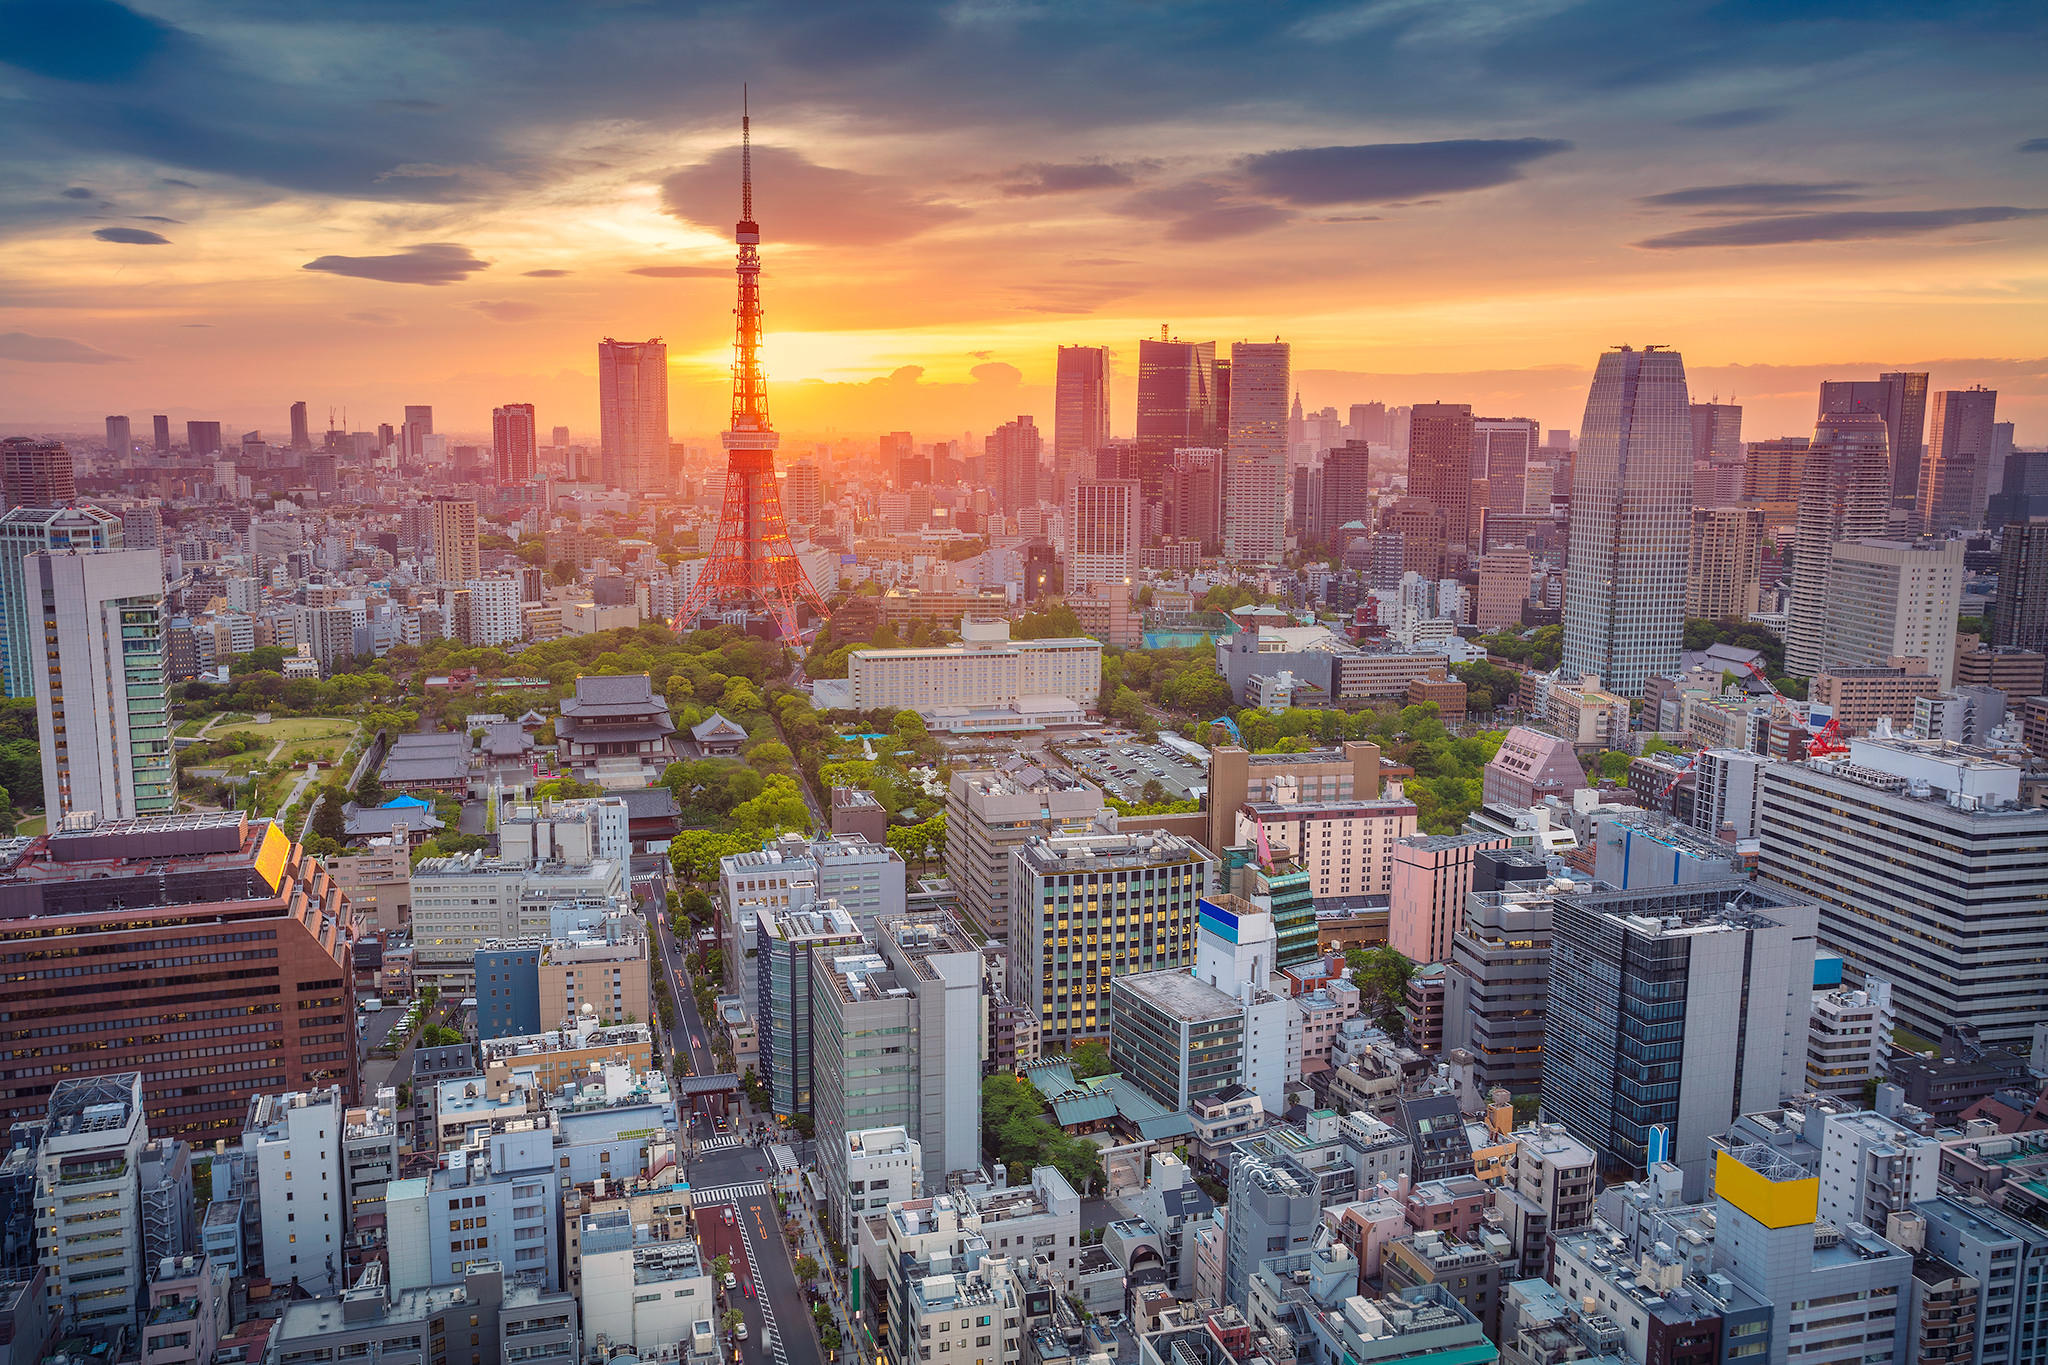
left=521, top=268, right=570, bottom=277
left=159, top=177, right=197, bottom=188
left=1124, top=179, right=1295, bottom=241
left=628, top=265, right=726, bottom=278
left=2022, top=138, right=2048, bottom=153
left=999, top=161, right=1146, bottom=197
left=1321, top=214, right=1384, bottom=223
left=0, top=0, right=174, bottom=83
left=1673, top=106, right=1789, bottom=130
left=1240, top=138, right=1570, bottom=206
left=1063, top=257, right=1134, bottom=267
left=60, top=186, right=95, bottom=199
left=93, top=226, right=170, bottom=244
left=1636, top=206, right=2048, bottom=249
left=136, top=215, right=181, bottom=223
left=662, top=145, right=967, bottom=246
left=1641, top=181, right=1866, bottom=207
left=0, top=331, right=125, bottom=364
left=302, top=242, right=487, bottom=284
left=469, top=299, right=539, bottom=321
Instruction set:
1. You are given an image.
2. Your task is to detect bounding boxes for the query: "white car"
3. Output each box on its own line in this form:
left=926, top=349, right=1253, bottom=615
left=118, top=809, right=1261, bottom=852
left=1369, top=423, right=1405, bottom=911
left=733, top=1323, right=749, bottom=1341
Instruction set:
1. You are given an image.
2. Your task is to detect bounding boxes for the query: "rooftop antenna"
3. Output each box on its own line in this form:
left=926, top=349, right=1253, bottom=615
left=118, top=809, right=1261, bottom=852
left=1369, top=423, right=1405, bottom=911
left=741, top=83, right=752, bottom=225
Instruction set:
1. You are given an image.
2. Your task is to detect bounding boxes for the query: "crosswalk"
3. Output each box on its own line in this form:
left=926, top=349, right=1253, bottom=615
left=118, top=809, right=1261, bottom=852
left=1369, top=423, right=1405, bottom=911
left=690, top=1180, right=769, bottom=1202
left=739, top=1212, right=790, bottom=1365
left=697, top=1135, right=750, bottom=1153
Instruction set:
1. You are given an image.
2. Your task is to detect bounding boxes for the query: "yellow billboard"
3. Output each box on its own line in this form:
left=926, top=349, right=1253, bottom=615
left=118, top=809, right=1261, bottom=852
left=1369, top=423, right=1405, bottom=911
left=254, top=822, right=290, bottom=893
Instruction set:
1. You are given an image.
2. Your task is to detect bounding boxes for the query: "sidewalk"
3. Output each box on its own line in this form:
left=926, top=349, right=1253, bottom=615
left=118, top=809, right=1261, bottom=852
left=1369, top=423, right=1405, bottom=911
left=781, top=1190, right=857, bottom=1364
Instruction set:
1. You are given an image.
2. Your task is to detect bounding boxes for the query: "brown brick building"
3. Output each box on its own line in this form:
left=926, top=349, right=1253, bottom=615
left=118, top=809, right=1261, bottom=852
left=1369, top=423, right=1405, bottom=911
left=0, top=812, right=357, bottom=1142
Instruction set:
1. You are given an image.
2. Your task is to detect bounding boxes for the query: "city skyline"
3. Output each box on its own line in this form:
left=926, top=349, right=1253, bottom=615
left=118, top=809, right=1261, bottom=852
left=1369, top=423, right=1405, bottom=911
left=2, top=3, right=2045, bottom=442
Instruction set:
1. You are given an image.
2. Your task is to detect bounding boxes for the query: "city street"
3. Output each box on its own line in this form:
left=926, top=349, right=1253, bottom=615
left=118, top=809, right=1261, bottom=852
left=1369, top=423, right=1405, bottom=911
left=691, top=1145, right=823, bottom=1365
left=645, top=880, right=718, bottom=1076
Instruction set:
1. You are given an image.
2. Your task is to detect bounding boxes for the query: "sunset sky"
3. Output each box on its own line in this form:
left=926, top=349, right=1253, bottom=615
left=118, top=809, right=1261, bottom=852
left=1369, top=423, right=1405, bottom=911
left=2, top=0, right=2045, bottom=448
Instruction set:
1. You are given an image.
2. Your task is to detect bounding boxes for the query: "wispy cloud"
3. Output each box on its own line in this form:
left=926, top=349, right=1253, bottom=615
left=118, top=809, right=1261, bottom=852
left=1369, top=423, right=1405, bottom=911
left=1673, top=106, right=1788, bottom=130
left=469, top=299, right=540, bottom=321
left=92, top=226, right=170, bottom=244
left=1240, top=138, right=1570, bottom=206
left=1640, top=181, right=1865, bottom=208
left=0, top=331, right=125, bottom=364
left=662, top=145, right=967, bottom=247
left=302, top=242, right=488, bottom=284
left=999, top=161, right=1150, bottom=197
left=628, top=265, right=726, bottom=279
left=1636, top=206, right=2048, bottom=249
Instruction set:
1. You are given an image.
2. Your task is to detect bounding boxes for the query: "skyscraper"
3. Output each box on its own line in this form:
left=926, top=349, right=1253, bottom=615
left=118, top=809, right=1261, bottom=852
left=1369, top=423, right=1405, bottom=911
left=1473, top=416, right=1536, bottom=549
left=1918, top=386, right=1999, bottom=533
left=400, top=405, right=433, bottom=467
left=1348, top=401, right=1388, bottom=445
left=1054, top=345, right=1110, bottom=482
left=104, top=415, right=130, bottom=456
left=1407, top=404, right=1475, bottom=571
left=151, top=415, right=170, bottom=454
left=1561, top=346, right=1692, bottom=696
left=1686, top=505, right=1765, bottom=621
left=1137, top=334, right=1218, bottom=499
left=1742, top=435, right=1808, bottom=526
left=1820, top=539, right=1964, bottom=687
left=782, top=461, right=823, bottom=527
left=30, top=547, right=173, bottom=821
left=185, top=421, right=222, bottom=456
left=597, top=338, right=670, bottom=492
left=1783, top=412, right=1891, bottom=677
left=1316, top=440, right=1374, bottom=545
left=1687, top=400, right=1743, bottom=506
left=491, top=403, right=538, bottom=485
left=0, top=437, right=77, bottom=509
left=1065, top=479, right=1140, bottom=595
left=1166, top=446, right=1222, bottom=551
left=1223, top=340, right=1288, bottom=564
left=0, top=504, right=124, bottom=699
left=987, top=415, right=1043, bottom=511
left=429, top=496, right=480, bottom=585
left=288, top=401, right=310, bottom=450
left=1819, top=371, right=1928, bottom=518
left=1993, top=518, right=2048, bottom=652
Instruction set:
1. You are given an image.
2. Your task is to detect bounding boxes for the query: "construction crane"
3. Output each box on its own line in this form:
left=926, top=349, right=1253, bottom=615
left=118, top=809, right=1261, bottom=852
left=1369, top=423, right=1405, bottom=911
left=1806, top=714, right=1848, bottom=757
left=1658, top=752, right=1700, bottom=802
left=1738, top=659, right=1835, bottom=756
left=1209, top=716, right=1244, bottom=745
left=1253, top=814, right=1277, bottom=873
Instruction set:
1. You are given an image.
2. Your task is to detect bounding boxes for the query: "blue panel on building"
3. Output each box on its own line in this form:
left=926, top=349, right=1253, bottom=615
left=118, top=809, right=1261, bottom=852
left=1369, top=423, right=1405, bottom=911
left=476, top=948, right=542, bottom=1039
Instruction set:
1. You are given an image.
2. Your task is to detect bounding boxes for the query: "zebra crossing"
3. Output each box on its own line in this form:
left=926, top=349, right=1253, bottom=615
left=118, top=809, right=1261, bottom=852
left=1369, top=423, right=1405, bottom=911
left=690, top=1179, right=769, bottom=1202
left=697, top=1134, right=750, bottom=1154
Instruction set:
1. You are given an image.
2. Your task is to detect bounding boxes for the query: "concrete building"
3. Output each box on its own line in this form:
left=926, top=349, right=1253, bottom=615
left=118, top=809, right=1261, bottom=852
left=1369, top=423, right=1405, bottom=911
left=598, top=337, right=670, bottom=493
left=461, top=577, right=522, bottom=648
left=1758, top=736, right=2048, bottom=1047
left=1785, top=412, right=1893, bottom=677
left=30, top=548, right=174, bottom=820
left=847, top=618, right=1101, bottom=724
left=1562, top=346, right=1692, bottom=696
left=945, top=765, right=1107, bottom=941
left=1008, top=831, right=1214, bottom=1051
left=1809, top=663, right=1944, bottom=736
left=576, top=1209, right=711, bottom=1357
left=1806, top=982, right=1894, bottom=1103
left=1686, top=505, right=1764, bottom=620
left=1191, top=894, right=1299, bottom=1113
left=1224, top=341, right=1289, bottom=564
left=0, top=503, right=124, bottom=699
left=1920, top=386, right=1999, bottom=533
left=1481, top=727, right=1586, bottom=808
left=408, top=853, right=625, bottom=989
left=1442, top=869, right=1582, bottom=1098
left=268, top=1264, right=577, bottom=1365
left=1065, top=478, right=1140, bottom=595
left=1715, top=1100, right=1938, bottom=1237
left=1491, top=1124, right=1598, bottom=1279
left=1233, top=797, right=1418, bottom=902
left=1819, top=539, right=1964, bottom=687
left=755, top=905, right=864, bottom=1119
left=833, top=1126, right=921, bottom=1237
left=1110, top=971, right=1246, bottom=1113
left=428, top=496, right=480, bottom=585
left=1992, top=517, right=2048, bottom=652
left=1474, top=547, right=1533, bottom=632
left=1388, top=834, right=1507, bottom=967
left=36, top=1074, right=148, bottom=1333
left=1204, top=742, right=1383, bottom=862
left=244, top=1088, right=346, bottom=1294
left=1223, top=1135, right=1323, bottom=1309
left=1913, top=1194, right=2048, bottom=1365
left=1688, top=747, right=1768, bottom=840
left=1544, top=881, right=1818, bottom=1194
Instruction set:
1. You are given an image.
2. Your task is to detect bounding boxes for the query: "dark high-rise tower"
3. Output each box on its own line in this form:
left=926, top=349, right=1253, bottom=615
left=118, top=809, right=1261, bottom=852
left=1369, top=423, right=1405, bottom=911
left=1819, top=372, right=1927, bottom=519
left=677, top=94, right=829, bottom=644
left=493, top=403, right=538, bottom=485
left=1407, top=403, right=1475, bottom=573
left=1054, top=346, right=1109, bottom=483
left=1136, top=332, right=1217, bottom=500
left=288, top=401, right=311, bottom=451
left=1993, top=519, right=2048, bottom=652
left=0, top=437, right=77, bottom=509
left=151, top=415, right=170, bottom=454
left=1919, top=387, right=1999, bottom=534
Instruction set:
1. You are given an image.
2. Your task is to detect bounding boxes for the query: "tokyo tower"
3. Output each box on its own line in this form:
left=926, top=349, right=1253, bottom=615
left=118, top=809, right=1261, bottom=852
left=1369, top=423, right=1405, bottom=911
left=676, top=92, right=830, bottom=643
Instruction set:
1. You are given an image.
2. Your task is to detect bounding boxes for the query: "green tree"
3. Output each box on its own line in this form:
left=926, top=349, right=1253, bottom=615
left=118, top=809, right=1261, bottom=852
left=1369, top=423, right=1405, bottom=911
left=352, top=771, right=385, bottom=807
left=1069, top=1041, right=1112, bottom=1079
left=714, top=1254, right=732, bottom=1282
left=746, top=740, right=794, bottom=773
left=1345, top=946, right=1415, bottom=1028
left=1595, top=749, right=1632, bottom=782
left=1012, top=601, right=1082, bottom=640
left=792, top=1254, right=820, bottom=1282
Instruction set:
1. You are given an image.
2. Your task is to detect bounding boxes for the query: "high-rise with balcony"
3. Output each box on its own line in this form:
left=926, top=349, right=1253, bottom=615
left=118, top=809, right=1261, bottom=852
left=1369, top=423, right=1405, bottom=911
left=30, top=547, right=172, bottom=820
left=492, top=403, right=537, bottom=485
left=1223, top=341, right=1289, bottom=564
left=1561, top=346, right=1691, bottom=696
left=0, top=437, right=76, bottom=509
left=1919, top=386, right=1999, bottom=533
left=1819, top=539, right=1964, bottom=687
left=1784, top=412, right=1891, bottom=677
left=1820, top=371, right=1928, bottom=518
left=1053, top=345, right=1109, bottom=483
left=987, top=415, right=1043, bottom=511
left=430, top=495, right=481, bottom=585
left=36, top=1074, right=149, bottom=1334
left=1064, top=478, right=1140, bottom=595
left=1686, top=505, right=1764, bottom=620
left=597, top=338, right=669, bottom=492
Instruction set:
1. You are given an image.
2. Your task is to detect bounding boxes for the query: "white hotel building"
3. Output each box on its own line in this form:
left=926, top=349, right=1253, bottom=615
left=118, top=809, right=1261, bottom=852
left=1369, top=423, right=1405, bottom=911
left=844, top=617, right=1101, bottom=731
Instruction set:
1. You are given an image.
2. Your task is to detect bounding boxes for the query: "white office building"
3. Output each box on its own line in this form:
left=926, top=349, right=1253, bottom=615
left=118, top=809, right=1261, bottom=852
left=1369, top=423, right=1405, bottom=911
left=37, top=1074, right=149, bottom=1332
left=465, top=576, right=524, bottom=647
left=1819, top=539, right=1964, bottom=687
left=244, top=1087, right=346, bottom=1294
left=1065, top=478, right=1141, bottom=594
left=846, top=617, right=1100, bottom=725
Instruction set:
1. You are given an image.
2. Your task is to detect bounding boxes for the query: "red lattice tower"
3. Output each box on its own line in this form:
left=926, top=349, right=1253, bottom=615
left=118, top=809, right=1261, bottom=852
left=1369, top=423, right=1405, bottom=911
left=677, top=90, right=830, bottom=643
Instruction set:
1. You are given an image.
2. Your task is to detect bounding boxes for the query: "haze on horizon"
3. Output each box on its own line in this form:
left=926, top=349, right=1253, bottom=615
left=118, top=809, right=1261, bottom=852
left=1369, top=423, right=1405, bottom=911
left=2, top=0, right=2045, bottom=445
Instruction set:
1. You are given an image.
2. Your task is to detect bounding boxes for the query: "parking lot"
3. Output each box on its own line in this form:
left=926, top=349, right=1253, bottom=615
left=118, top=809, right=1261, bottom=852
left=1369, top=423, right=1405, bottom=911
left=1053, top=735, right=1208, bottom=802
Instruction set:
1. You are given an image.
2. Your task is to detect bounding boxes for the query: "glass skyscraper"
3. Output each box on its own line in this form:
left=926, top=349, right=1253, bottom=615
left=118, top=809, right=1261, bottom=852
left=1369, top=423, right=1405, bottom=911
left=1561, top=345, right=1691, bottom=696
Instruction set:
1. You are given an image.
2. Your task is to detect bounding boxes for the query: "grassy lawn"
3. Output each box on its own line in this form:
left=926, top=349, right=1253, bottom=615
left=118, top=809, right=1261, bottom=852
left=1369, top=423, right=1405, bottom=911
left=219, top=716, right=358, bottom=743
left=15, top=813, right=44, bottom=837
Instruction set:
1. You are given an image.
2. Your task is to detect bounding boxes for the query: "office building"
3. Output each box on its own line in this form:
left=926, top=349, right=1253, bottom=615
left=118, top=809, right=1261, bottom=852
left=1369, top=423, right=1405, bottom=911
left=1919, top=386, right=1999, bottom=533
left=1233, top=797, right=1418, bottom=902
left=0, top=437, right=75, bottom=510
left=1806, top=983, right=1894, bottom=1102
left=492, top=403, right=537, bottom=485
left=1742, top=433, right=1808, bottom=526
left=596, top=338, right=668, bottom=491
left=1808, top=663, right=1945, bottom=736
left=462, top=576, right=522, bottom=648
left=1109, top=971, right=1246, bottom=1113
left=1388, top=834, right=1508, bottom=967
left=1065, top=478, right=1140, bottom=595
left=943, top=765, right=1108, bottom=940
left=1443, top=868, right=1576, bottom=1097
left=1819, top=539, right=1964, bottom=686
left=1136, top=335, right=1220, bottom=479
left=1785, top=411, right=1893, bottom=676
left=1008, top=831, right=1213, bottom=1050
left=29, top=548, right=172, bottom=820
left=1914, top=1194, right=2048, bottom=1365
left=104, top=414, right=131, bottom=456
left=1686, top=505, right=1764, bottom=620
left=36, top=1074, right=148, bottom=1333
left=1223, top=341, right=1289, bottom=564
left=1223, top=1134, right=1323, bottom=1308
left=148, top=414, right=169, bottom=453
left=1166, top=445, right=1223, bottom=551
left=1054, top=345, right=1109, bottom=478
left=1820, top=371, right=1929, bottom=517
left=846, top=617, right=1100, bottom=720
left=1688, top=400, right=1744, bottom=506
left=755, top=905, right=863, bottom=1119
left=0, top=503, right=123, bottom=699
left=1758, top=735, right=2048, bottom=1047
left=1689, top=747, right=1768, bottom=840
left=1475, top=416, right=1537, bottom=541
left=271, top=1263, right=576, bottom=1365
left=781, top=461, right=822, bottom=527
left=286, top=399, right=310, bottom=450
left=1994, top=517, right=2048, bottom=651
left=1562, top=346, right=1691, bottom=696
left=243, top=1088, right=346, bottom=1294
left=1205, top=741, right=1383, bottom=860
left=1474, top=547, right=1533, bottom=632
left=987, top=414, right=1043, bottom=512
left=428, top=495, right=480, bottom=585
left=409, top=853, right=625, bottom=989
left=400, top=405, right=433, bottom=464
left=1544, top=881, right=1817, bottom=1193
left=1407, top=403, right=1475, bottom=570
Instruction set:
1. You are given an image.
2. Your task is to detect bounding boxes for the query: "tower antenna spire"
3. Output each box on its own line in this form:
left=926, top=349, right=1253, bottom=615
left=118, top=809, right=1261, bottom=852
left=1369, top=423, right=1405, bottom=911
left=742, top=83, right=752, bottom=223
